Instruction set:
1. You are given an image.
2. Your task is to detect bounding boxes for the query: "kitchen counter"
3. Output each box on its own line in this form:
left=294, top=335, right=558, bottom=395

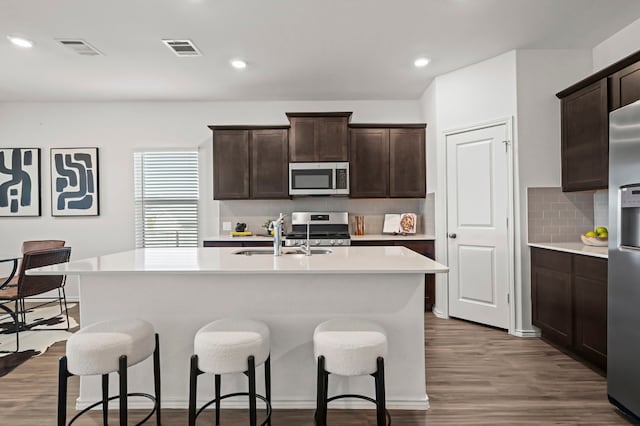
left=203, top=234, right=274, bottom=242
left=350, top=233, right=435, bottom=241
left=30, top=247, right=448, bottom=412
left=528, top=242, right=608, bottom=259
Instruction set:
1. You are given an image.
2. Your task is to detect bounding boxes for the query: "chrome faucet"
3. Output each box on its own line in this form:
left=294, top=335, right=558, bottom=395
left=272, top=213, right=287, bottom=256
left=299, top=222, right=312, bottom=256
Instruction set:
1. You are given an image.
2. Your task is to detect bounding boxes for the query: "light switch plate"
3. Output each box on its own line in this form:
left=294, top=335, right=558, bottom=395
left=222, top=221, right=232, bottom=231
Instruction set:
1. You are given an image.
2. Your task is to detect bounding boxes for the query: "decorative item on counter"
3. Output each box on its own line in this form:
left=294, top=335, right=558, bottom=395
left=235, top=222, right=247, bottom=232
left=383, top=213, right=417, bottom=235
left=231, top=222, right=252, bottom=236
left=581, top=226, right=608, bottom=246
left=263, top=219, right=275, bottom=236
left=354, top=215, right=365, bottom=236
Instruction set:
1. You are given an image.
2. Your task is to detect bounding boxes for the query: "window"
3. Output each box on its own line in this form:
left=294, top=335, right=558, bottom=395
left=134, top=151, right=199, bottom=247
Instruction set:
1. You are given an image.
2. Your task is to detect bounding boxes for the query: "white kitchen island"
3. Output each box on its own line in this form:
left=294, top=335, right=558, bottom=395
left=30, top=246, right=448, bottom=411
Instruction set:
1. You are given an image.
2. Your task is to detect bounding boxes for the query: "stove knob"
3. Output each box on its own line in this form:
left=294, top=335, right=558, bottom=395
left=314, top=240, right=321, bottom=246
left=330, top=240, right=335, bottom=246
left=337, top=240, right=343, bottom=245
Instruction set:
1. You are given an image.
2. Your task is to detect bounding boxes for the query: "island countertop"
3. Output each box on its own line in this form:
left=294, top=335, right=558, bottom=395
left=29, top=246, right=449, bottom=275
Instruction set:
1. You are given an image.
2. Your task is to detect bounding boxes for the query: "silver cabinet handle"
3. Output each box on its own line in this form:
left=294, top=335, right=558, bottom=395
left=448, top=233, right=457, bottom=239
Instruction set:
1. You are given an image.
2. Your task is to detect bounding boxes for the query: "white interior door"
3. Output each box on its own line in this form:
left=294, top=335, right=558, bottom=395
left=446, top=123, right=511, bottom=329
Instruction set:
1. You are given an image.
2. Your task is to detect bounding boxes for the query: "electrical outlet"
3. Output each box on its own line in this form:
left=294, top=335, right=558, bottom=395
left=222, top=221, right=232, bottom=231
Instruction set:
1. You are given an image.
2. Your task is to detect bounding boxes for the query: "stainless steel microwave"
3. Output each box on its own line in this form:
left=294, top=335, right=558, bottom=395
left=288, top=162, right=349, bottom=195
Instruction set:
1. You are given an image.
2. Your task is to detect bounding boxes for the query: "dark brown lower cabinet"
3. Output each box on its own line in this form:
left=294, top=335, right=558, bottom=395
left=351, top=239, right=435, bottom=312
left=531, top=247, right=607, bottom=371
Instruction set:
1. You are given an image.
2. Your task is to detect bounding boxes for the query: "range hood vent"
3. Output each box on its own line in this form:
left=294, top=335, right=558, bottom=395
left=162, top=39, right=201, bottom=57
left=57, top=39, right=102, bottom=56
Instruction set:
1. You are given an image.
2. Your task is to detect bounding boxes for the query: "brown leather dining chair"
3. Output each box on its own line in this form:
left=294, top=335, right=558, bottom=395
left=1, top=240, right=66, bottom=288
left=0, top=247, right=72, bottom=352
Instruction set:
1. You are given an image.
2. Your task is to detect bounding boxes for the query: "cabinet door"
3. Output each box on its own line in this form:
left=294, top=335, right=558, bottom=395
left=213, top=130, right=249, bottom=199
left=574, top=256, right=607, bottom=370
left=288, top=117, right=316, bottom=162
left=349, top=128, right=389, bottom=198
left=610, top=61, right=640, bottom=110
left=560, top=79, right=609, bottom=192
left=532, top=264, right=573, bottom=347
left=250, top=129, right=289, bottom=199
left=316, top=117, right=349, bottom=161
left=389, top=128, right=426, bottom=197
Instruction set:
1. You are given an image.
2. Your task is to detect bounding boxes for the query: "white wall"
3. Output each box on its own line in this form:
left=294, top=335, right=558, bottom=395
left=593, top=16, right=640, bottom=71
left=515, top=49, right=593, bottom=333
left=419, top=51, right=518, bottom=321
left=0, top=100, right=421, bottom=299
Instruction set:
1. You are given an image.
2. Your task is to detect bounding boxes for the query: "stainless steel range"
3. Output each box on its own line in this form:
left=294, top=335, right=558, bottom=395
left=284, top=212, right=351, bottom=247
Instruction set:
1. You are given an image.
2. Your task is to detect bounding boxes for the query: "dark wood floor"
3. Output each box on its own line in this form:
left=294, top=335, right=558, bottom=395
left=0, top=305, right=633, bottom=425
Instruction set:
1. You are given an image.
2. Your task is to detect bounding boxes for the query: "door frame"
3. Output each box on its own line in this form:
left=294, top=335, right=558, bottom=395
left=436, top=117, right=516, bottom=335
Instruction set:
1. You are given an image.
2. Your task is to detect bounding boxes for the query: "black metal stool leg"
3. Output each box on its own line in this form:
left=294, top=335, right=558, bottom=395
left=214, top=374, right=221, bottom=425
left=375, top=357, right=387, bottom=426
left=118, top=355, right=127, bottom=426
left=57, top=356, right=69, bottom=426
left=188, top=355, right=200, bottom=426
left=265, top=356, right=271, bottom=426
left=248, top=356, right=257, bottom=426
left=153, top=334, right=161, bottom=426
left=102, top=374, right=109, bottom=426
left=314, top=356, right=324, bottom=426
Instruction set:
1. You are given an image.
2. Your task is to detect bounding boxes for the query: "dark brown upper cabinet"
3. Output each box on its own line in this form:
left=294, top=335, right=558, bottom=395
left=286, top=112, right=351, bottom=162
left=212, top=129, right=250, bottom=199
left=250, top=129, right=289, bottom=199
left=560, top=79, right=609, bottom=192
left=610, top=60, right=640, bottom=110
left=389, top=128, right=426, bottom=197
left=349, top=125, right=426, bottom=198
left=556, top=49, right=640, bottom=192
left=210, top=126, right=289, bottom=200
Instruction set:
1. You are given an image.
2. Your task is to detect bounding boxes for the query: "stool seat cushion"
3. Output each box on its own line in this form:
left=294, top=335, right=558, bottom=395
left=66, top=319, right=155, bottom=376
left=314, top=318, right=388, bottom=376
left=194, top=319, right=270, bottom=374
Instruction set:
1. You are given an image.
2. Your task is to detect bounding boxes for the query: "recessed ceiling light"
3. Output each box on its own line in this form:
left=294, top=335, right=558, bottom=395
left=7, top=35, right=34, bottom=48
left=414, top=57, right=430, bottom=68
left=231, top=59, right=247, bottom=69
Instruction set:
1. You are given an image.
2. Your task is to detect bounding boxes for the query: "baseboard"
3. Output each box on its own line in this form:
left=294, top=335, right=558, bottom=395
left=513, top=328, right=541, bottom=338
left=77, top=395, right=429, bottom=411
left=432, top=307, right=448, bottom=319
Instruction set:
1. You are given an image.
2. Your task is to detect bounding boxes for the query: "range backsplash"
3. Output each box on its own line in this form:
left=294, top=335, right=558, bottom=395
left=217, top=194, right=435, bottom=236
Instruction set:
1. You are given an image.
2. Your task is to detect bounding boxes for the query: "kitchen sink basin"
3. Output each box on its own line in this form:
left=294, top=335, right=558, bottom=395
left=232, top=248, right=333, bottom=256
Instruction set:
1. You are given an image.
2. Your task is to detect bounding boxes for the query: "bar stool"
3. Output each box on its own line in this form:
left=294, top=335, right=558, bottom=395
left=189, top=318, right=272, bottom=426
left=313, top=318, right=391, bottom=426
left=57, top=318, right=161, bottom=426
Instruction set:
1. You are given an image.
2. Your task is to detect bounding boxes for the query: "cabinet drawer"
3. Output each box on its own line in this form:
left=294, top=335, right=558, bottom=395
left=574, top=255, right=607, bottom=281
left=531, top=248, right=572, bottom=273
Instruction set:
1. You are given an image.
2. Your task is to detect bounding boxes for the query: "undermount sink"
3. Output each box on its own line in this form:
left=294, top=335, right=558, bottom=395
left=232, top=248, right=333, bottom=256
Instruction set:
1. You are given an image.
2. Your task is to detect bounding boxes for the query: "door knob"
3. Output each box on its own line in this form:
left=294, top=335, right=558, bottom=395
left=448, top=233, right=457, bottom=239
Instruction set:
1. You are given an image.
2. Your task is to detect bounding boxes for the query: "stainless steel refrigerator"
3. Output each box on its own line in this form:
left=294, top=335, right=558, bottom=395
left=608, top=99, right=640, bottom=420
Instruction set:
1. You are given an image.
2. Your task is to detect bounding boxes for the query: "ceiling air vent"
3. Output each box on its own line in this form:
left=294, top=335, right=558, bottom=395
left=162, top=39, right=201, bottom=57
left=56, top=39, right=102, bottom=56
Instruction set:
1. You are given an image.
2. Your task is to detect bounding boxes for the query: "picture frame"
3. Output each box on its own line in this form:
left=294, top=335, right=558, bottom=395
left=0, top=148, right=41, bottom=217
left=51, top=147, right=100, bottom=216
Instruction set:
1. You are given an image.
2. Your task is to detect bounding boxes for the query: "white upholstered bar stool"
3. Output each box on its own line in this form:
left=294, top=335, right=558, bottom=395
left=189, top=319, right=272, bottom=426
left=313, top=318, right=390, bottom=426
left=57, top=319, right=161, bottom=426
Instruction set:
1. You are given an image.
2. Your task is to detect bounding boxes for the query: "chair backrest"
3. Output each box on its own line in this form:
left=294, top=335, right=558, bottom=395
left=21, top=240, right=66, bottom=253
left=18, top=247, right=72, bottom=298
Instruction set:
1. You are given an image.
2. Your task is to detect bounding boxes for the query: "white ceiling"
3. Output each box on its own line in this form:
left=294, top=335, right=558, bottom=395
left=2, top=0, right=640, bottom=102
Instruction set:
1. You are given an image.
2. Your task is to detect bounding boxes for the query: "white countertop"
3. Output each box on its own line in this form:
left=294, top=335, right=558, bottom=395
left=203, top=233, right=435, bottom=242
left=29, top=246, right=449, bottom=275
left=528, top=242, right=608, bottom=259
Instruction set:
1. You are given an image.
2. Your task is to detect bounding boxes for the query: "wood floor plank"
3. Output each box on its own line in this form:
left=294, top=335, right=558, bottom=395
left=0, top=305, right=634, bottom=425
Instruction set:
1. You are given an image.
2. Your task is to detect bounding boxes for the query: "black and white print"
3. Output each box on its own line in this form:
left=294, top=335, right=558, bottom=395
left=51, top=148, right=99, bottom=216
left=0, top=148, right=41, bottom=217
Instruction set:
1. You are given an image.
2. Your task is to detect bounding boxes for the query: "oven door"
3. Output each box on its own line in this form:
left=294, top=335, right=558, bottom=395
left=289, top=163, right=337, bottom=195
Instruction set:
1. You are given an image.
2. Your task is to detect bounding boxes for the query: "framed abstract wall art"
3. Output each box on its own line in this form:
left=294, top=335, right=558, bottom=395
left=51, top=148, right=100, bottom=216
left=0, top=148, right=41, bottom=217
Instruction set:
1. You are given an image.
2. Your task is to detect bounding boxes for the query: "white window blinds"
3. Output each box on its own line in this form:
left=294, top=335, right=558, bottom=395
left=134, top=151, right=199, bottom=247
